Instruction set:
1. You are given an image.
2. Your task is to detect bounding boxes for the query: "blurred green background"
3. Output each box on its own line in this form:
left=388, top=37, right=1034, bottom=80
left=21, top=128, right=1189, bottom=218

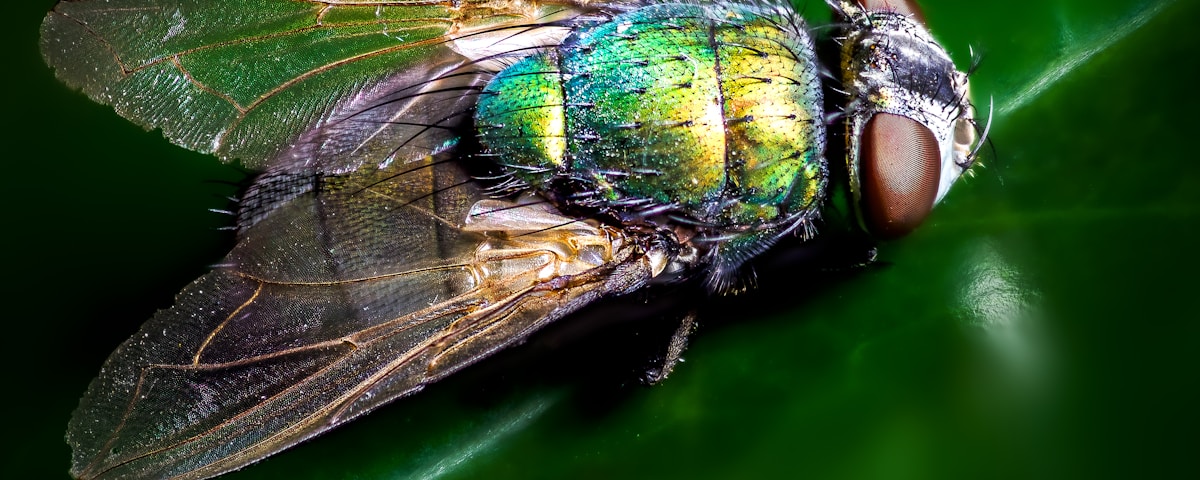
left=5, top=0, right=1198, bottom=478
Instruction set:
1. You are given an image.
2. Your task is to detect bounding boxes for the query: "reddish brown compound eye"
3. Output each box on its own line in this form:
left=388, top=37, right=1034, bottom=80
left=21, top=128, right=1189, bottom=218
left=859, top=112, right=942, bottom=239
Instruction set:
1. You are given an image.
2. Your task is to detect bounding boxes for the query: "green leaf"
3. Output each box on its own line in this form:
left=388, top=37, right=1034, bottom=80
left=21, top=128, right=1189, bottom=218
left=13, top=0, right=1200, bottom=479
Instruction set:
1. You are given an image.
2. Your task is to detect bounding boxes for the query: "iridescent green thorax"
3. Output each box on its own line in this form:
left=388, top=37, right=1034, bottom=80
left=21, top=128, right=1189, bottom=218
left=476, top=3, right=826, bottom=282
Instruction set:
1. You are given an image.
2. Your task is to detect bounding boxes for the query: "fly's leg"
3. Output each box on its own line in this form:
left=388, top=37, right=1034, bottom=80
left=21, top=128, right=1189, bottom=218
left=821, top=244, right=879, bottom=273
left=754, top=232, right=881, bottom=280
left=641, top=311, right=698, bottom=385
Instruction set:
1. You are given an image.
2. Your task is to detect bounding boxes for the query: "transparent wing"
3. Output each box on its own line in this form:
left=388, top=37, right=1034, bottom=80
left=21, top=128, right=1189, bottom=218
left=40, top=0, right=635, bottom=171
left=66, top=154, right=664, bottom=480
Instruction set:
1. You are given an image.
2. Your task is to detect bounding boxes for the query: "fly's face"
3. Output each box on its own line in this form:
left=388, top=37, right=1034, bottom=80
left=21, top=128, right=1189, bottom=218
left=42, top=1, right=983, bottom=478
left=832, top=0, right=983, bottom=238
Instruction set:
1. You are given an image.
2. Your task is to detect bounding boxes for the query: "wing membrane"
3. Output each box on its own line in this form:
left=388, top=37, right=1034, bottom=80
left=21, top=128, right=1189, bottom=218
left=67, top=155, right=663, bottom=479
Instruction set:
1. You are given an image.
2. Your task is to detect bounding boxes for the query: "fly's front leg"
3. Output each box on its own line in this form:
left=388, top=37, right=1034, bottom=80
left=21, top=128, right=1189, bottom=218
left=641, top=310, right=698, bottom=385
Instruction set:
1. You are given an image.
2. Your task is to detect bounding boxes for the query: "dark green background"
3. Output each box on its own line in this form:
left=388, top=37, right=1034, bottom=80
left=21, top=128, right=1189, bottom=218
left=6, top=0, right=1198, bottom=478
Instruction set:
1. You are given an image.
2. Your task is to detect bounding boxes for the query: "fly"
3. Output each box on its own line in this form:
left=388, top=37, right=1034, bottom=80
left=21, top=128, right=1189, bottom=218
left=41, top=1, right=986, bottom=478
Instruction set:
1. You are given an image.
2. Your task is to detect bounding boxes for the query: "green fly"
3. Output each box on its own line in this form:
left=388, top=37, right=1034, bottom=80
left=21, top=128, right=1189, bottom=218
left=42, top=0, right=984, bottom=478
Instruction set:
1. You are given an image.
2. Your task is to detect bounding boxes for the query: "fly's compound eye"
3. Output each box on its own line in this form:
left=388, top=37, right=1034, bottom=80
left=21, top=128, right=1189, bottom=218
left=860, top=113, right=941, bottom=239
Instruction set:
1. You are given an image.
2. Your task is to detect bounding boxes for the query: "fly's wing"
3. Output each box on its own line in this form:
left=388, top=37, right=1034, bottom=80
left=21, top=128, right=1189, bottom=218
left=40, top=0, right=639, bottom=172
left=45, top=1, right=665, bottom=478
left=66, top=154, right=664, bottom=479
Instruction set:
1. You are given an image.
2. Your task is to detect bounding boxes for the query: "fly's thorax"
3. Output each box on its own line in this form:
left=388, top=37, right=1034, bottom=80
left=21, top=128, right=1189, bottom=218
left=475, top=2, right=826, bottom=284
left=835, top=1, right=978, bottom=238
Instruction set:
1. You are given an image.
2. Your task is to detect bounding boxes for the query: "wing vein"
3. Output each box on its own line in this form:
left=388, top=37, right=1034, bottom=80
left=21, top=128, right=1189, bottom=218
left=191, top=280, right=265, bottom=365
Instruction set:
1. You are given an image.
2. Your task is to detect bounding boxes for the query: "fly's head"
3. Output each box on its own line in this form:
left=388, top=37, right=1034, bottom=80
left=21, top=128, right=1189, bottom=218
left=832, top=0, right=985, bottom=239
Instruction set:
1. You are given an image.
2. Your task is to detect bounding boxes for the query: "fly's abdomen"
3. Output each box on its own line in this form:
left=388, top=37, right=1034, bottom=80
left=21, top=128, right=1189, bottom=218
left=712, top=12, right=826, bottom=225
left=476, top=2, right=826, bottom=279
